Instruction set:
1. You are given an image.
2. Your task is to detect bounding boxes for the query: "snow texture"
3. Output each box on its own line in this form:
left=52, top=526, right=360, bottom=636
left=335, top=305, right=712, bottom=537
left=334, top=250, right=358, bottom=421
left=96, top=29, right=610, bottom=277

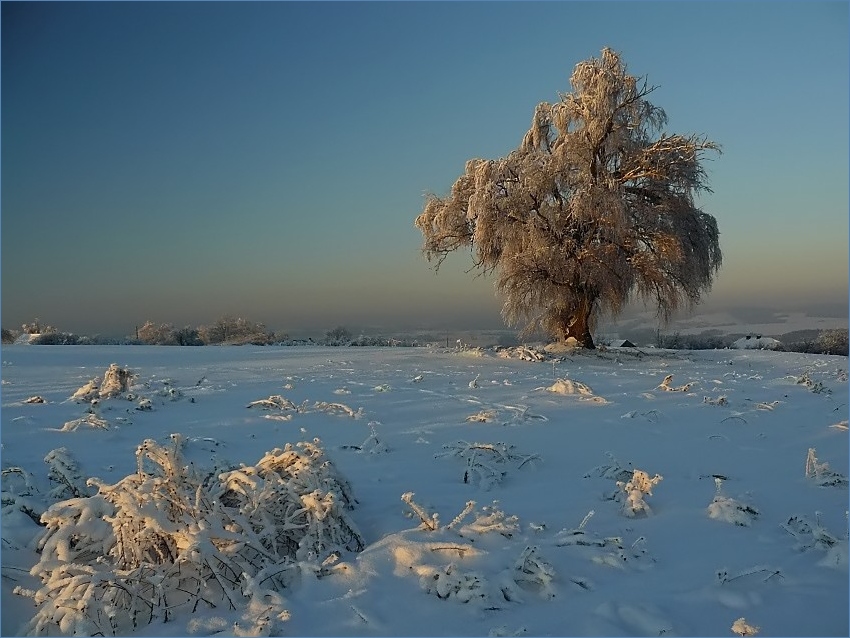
left=1, top=344, right=847, bottom=636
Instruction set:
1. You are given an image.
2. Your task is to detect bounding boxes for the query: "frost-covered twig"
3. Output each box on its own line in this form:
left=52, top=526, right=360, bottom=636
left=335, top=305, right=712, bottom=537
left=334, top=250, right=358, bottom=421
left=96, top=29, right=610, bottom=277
left=716, top=565, right=783, bottom=584
left=401, top=492, right=439, bottom=531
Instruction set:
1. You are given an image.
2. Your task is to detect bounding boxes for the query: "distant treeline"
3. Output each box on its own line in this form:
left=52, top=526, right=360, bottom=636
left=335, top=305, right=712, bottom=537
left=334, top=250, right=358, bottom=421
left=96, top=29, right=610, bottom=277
left=2, top=318, right=846, bottom=355
left=647, top=328, right=848, bottom=356
left=0, top=318, right=421, bottom=348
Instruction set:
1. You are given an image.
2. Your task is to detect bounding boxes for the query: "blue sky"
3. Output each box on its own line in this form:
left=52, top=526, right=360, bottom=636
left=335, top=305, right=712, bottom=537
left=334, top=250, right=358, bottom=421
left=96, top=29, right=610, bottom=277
left=2, top=1, right=848, bottom=336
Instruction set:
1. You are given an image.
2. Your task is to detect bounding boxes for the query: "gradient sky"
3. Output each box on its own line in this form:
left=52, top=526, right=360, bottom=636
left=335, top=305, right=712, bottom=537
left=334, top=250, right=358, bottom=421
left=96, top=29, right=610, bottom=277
left=2, top=1, right=848, bottom=337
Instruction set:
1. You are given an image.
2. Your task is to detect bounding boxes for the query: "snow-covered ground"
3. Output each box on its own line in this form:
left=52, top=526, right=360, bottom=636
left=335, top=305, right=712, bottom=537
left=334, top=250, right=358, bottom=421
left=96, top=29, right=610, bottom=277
left=1, top=344, right=847, bottom=637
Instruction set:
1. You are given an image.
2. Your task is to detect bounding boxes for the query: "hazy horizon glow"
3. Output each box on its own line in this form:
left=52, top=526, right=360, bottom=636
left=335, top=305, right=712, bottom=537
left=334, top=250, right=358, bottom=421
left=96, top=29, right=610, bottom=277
left=2, top=1, right=848, bottom=337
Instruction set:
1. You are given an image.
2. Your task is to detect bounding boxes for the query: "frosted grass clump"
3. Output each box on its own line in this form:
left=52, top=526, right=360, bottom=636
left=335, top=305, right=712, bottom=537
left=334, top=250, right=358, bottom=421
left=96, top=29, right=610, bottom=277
left=16, top=434, right=363, bottom=635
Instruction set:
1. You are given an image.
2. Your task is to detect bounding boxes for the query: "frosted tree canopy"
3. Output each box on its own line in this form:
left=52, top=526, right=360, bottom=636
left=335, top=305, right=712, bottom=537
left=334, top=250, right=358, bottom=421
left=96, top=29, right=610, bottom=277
left=415, top=48, right=722, bottom=348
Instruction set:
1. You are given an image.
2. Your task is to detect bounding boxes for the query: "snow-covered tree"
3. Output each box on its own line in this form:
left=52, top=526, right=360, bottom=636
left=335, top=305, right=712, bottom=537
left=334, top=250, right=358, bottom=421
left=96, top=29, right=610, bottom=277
left=136, top=320, right=178, bottom=345
left=415, top=48, right=722, bottom=347
left=199, top=316, right=274, bottom=345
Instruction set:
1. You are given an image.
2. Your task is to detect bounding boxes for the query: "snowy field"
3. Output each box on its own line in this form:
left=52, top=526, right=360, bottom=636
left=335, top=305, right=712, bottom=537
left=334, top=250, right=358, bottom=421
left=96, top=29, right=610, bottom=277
left=1, top=344, right=848, bottom=637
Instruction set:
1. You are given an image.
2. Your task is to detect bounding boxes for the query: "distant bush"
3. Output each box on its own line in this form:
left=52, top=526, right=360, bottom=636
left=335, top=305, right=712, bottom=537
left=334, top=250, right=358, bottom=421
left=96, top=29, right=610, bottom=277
left=655, top=332, right=733, bottom=350
left=136, top=321, right=179, bottom=345
left=173, top=326, right=203, bottom=346
left=198, top=316, right=274, bottom=345
left=21, top=318, right=50, bottom=335
left=781, top=329, right=848, bottom=356
left=31, top=332, right=80, bottom=346
left=815, top=329, right=848, bottom=355
left=349, top=335, right=418, bottom=347
left=323, top=326, right=352, bottom=346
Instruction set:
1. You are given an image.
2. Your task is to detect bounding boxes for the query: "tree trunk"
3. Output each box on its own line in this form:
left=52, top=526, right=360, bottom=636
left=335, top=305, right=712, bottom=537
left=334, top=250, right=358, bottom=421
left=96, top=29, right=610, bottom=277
left=557, top=295, right=596, bottom=349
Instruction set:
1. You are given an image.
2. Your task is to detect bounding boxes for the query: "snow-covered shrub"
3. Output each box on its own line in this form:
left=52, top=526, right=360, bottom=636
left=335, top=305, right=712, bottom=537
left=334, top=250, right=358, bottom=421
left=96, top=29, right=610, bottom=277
left=219, top=439, right=363, bottom=561
left=796, top=370, right=831, bottom=394
left=781, top=512, right=848, bottom=568
left=555, top=510, right=653, bottom=572
left=70, top=364, right=136, bottom=403
left=362, top=421, right=388, bottom=453
left=1, top=465, right=45, bottom=527
left=707, top=478, right=759, bottom=526
left=656, top=374, right=692, bottom=392
left=455, top=501, right=520, bottom=539
left=437, top=441, right=539, bottom=490
left=501, top=545, right=556, bottom=600
left=497, top=345, right=547, bottom=361
left=815, top=329, right=849, bottom=356
left=246, top=394, right=298, bottom=411
left=16, top=435, right=362, bottom=635
left=44, top=448, right=92, bottom=499
left=61, top=412, right=110, bottom=431
left=420, top=562, right=488, bottom=603
left=547, top=378, right=594, bottom=395
left=615, top=469, right=663, bottom=517
left=805, top=448, right=848, bottom=488
left=731, top=617, right=760, bottom=636
left=584, top=452, right=634, bottom=482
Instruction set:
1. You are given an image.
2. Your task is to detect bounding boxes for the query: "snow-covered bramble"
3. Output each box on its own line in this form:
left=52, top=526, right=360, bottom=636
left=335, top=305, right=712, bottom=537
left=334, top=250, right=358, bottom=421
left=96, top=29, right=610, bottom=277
left=16, top=435, right=362, bottom=635
left=615, top=469, right=663, bottom=517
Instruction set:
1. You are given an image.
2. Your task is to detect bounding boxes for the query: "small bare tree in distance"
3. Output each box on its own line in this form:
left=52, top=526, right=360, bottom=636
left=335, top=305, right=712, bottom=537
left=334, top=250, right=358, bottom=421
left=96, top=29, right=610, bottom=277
left=415, top=48, right=722, bottom=348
